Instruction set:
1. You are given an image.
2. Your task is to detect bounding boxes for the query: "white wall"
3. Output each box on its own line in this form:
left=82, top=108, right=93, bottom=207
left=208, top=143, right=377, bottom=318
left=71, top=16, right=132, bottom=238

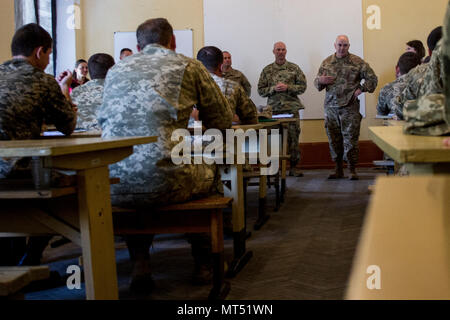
left=204, top=0, right=365, bottom=120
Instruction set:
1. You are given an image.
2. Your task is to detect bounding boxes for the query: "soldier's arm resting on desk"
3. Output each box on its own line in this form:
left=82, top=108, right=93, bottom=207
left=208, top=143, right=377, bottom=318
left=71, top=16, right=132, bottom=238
left=180, top=60, right=233, bottom=130
left=235, top=86, right=258, bottom=125
left=43, top=70, right=77, bottom=135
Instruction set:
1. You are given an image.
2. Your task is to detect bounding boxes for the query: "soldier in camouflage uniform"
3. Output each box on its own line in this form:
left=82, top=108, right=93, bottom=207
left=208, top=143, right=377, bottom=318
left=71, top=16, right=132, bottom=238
left=0, top=24, right=76, bottom=266
left=222, top=51, right=252, bottom=97
left=391, top=27, right=444, bottom=119
left=403, top=3, right=450, bottom=136
left=258, top=42, right=307, bottom=177
left=314, top=35, right=378, bottom=180
left=197, top=46, right=257, bottom=125
left=98, top=18, right=233, bottom=292
left=71, top=53, right=115, bottom=131
left=377, top=52, right=421, bottom=118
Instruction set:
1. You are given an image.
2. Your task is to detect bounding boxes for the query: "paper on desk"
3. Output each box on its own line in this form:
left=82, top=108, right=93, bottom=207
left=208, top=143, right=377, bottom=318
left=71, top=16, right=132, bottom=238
left=272, top=114, right=294, bottom=119
left=43, top=129, right=87, bottom=136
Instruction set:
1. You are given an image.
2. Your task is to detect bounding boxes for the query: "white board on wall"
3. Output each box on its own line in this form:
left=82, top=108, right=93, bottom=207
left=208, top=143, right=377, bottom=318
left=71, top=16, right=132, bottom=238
left=204, top=0, right=366, bottom=119
left=113, top=29, right=194, bottom=62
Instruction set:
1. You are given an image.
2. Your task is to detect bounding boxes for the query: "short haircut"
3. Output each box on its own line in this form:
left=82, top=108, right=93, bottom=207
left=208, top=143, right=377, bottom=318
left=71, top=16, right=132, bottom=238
left=406, top=40, right=425, bottom=60
left=397, top=52, right=421, bottom=75
left=196, top=46, right=223, bottom=72
left=11, top=23, right=52, bottom=57
left=136, top=18, right=173, bottom=49
left=427, top=26, right=443, bottom=52
left=87, top=53, right=115, bottom=79
left=120, top=48, right=132, bottom=55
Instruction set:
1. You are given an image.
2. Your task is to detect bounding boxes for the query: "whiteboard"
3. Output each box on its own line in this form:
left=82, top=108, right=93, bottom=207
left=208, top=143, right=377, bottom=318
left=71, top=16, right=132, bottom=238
left=204, top=0, right=366, bottom=119
left=113, top=29, right=194, bottom=62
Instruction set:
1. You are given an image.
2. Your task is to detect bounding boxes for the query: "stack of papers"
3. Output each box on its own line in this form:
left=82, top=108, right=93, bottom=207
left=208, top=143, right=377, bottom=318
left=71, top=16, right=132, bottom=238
left=272, top=114, right=294, bottom=119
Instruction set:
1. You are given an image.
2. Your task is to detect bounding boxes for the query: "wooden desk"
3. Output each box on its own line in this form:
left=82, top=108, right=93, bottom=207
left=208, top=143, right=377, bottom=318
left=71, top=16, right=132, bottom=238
left=346, top=176, right=450, bottom=300
left=369, top=126, right=450, bottom=174
left=0, top=136, right=157, bottom=300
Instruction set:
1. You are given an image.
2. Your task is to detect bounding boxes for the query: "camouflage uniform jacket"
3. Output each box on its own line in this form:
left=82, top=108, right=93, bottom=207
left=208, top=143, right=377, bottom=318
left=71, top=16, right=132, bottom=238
left=403, top=24, right=449, bottom=135
left=0, top=59, right=76, bottom=178
left=211, top=74, right=257, bottom=124
left=98, top=44, right=233, bottom=205
left=376, top=74, right=408, bottom=117
left=223, top=67, right=252, bottom=97
left=314, top=53, right=378, bottom=107
left=257, top=61, right=307, bottom=114
left=392, top=43, right=443, bottom=119
left=71, top=78, right=105, bottom=130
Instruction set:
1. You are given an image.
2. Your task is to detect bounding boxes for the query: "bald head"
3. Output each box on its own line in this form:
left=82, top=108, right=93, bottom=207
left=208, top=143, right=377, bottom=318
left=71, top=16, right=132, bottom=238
left=334, top=35, right=350, bottom=58
left=273, top=41, right=287, bottom=65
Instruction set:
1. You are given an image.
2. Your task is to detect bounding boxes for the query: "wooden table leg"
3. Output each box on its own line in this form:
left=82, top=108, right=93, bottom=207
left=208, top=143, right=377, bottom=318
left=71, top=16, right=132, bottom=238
left=222, top=165, right=253, bottom=278
left=280, top=124, right=289, bottom=203
left=254, top=171, right=269, bottom=231
left=77, top=166, right=118, bottom=300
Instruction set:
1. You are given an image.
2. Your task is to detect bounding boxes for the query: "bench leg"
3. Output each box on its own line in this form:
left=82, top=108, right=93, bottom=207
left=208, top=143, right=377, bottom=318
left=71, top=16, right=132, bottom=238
left=208, top=209, right=230, bottom=300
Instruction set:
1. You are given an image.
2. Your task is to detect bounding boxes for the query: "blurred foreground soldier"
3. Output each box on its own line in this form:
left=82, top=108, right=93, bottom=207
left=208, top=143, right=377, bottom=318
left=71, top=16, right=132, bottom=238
left=314, top=35, right=377, bottom=180
left=377, top=52, right=421, bottom=118
left=71, top=53, right=115, bottom=130
left=258, top=41, right=307, bottom=177
left=403, top=4, right=450, bottom=136
left=98, top=18, right=233, bottom=293
left=0, top=23, right=76, bottom=266
left=197, top=46, right=257, bottom=124
left=222, top=51, right=252, bottom=97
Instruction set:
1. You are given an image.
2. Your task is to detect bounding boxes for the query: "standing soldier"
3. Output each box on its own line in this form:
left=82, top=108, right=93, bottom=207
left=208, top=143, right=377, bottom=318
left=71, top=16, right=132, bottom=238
left=314, top=35, right=378, bottom=180
left=258, top=41, right=307, bottom=177
left=222, top=51, right=252, bottom=97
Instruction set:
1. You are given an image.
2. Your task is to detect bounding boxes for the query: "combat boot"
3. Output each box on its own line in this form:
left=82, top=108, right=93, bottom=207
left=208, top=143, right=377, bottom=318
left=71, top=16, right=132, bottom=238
left=289, top=162, right=304, bottom=177
left=349, top=164, right=359, bottom=180
left=328, top=161, right=344, bottom=179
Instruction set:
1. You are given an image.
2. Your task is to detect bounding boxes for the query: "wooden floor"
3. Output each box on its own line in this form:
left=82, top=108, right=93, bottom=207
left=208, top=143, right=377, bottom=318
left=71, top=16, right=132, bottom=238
left=25, top=168, right=383, bottom=300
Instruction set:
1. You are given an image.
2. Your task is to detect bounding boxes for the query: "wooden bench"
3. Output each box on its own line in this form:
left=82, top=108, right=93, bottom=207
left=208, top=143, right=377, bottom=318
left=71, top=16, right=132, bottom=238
left=0, top=266, right=50, bottom=299
left=113, top=196, right=233, bottom=300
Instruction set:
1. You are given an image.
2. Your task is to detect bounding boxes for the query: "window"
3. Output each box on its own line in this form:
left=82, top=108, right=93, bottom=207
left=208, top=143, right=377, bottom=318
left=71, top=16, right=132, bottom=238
left=14, top=0, right=56, bottom=75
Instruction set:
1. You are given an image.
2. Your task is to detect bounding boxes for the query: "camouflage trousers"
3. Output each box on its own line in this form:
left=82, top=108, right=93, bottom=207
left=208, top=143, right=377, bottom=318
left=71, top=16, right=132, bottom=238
left=120, top=163, right=223, bottom=268
left=324, top=101, right=362, bottom=166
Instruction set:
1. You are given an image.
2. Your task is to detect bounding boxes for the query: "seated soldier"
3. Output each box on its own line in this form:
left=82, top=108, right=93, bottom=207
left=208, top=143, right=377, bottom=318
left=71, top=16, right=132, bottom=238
left=221, top=51, right=252, bottom=97
left=0, top=23, right=76, bottom=266
left=97, top=18, right=233, bottom=293
left=402, top=4, right=450, bottom=136
left=71, top=53, right=115, bottom=130
left=377, top=52, right=421, bottom=118
left=392, top=27, right=443, bottom=119
left=197, top=46, right=258, bottom=125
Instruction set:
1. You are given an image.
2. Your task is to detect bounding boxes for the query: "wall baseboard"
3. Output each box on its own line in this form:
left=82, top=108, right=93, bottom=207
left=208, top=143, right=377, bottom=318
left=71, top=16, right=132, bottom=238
left=297, top=141, right=384, bottom=169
